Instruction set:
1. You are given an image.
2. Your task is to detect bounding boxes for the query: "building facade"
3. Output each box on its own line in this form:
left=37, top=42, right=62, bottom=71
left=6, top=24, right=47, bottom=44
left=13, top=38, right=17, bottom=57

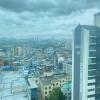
left=94, top=12, right=100, bottom=27
left=39, top=74, right=71, bottom=100
left=72, top=25, right=100, bottom=100
left=63, top=61, right=72, bottom=76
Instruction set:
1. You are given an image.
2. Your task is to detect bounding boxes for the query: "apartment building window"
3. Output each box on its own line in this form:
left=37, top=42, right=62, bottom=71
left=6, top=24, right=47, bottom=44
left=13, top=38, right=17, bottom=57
left=35, top=80, right=38, bottom=83
left=89, top=45, right=96, bottom=50
left=45, top=91, right=47, bottom=94
left=88, top=64, right=96, bottom=69
left=88, top=82, right=95, bottom=86
left=88, top=58, right=96, bottom=64
left=88, top=76, right=95, bottom=80
left=89, top=51, right=96, bottom=57
left=89, top=32, right=96, bottom=37
left=88, top=70, right=96, bottom=76
left=45, top=96, right=48, bottom=99
left=88, top=88, right=95, bottom=92
left=56, top=83, right=58, bottom=85
left=49, top=91, right=51, bottom=93
left=87, top=94, right=95, bottom=98
left=89, top=38, right=96, bottom=43
left=45, top=87, right=47, bottom=90
left=53, top=84, right=55, bottom=87
left=49, top=86, right=51, bottom=89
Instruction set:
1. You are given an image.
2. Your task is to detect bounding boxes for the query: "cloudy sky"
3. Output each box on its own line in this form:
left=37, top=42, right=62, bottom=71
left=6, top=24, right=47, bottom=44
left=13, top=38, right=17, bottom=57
left=0, top=0, right=100, bottom=38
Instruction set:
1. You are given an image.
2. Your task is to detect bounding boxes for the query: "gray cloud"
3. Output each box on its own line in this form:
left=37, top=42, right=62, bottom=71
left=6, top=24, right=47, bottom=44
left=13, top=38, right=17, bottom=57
left=0, top=0, right=55, bottom=13
left=0, top=8, right=98, bottom=38
left=0, top=0, right=100, bottom=15
left=0, top=0, right=100, bottom=38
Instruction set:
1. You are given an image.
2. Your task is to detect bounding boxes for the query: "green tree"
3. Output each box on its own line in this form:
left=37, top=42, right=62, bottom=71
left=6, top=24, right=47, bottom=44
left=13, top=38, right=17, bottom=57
left=49, top=87, right=64, bottom=100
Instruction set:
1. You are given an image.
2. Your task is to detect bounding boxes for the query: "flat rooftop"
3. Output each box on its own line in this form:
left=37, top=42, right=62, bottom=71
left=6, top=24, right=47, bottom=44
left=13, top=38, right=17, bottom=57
left=28, top=78, right=37, bottom=89
left=0, top=71, right=28, bottom=100
left=40, top=73, right=69, bottom=85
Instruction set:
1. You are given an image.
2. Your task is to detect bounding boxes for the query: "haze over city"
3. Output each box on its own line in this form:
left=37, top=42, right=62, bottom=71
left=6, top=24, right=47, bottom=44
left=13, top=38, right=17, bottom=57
left=1, top=1, right=100, bottom=100
left=0, top=0, right=100, bottom=38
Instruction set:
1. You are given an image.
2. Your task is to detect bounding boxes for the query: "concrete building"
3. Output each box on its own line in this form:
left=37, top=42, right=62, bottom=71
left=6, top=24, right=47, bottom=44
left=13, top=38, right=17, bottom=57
left=0, top=49, right=5, bottom=57
left=27, top=78, right=38, bottom=100
left=72, top=25, right=100, bottom=100
left=39, top=74, right=71, bottom=100
left=12, top=46, right=23, bottom=57
left=63, top=60, right=72, bottom=76
left=94, top=12, right=100, bottom=27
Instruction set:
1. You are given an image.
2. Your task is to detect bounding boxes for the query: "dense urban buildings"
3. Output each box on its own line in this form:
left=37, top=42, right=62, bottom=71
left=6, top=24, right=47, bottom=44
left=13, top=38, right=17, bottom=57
left=0, top=38, right=72, bottom=100
left=0, top=1, right=100, bottom=100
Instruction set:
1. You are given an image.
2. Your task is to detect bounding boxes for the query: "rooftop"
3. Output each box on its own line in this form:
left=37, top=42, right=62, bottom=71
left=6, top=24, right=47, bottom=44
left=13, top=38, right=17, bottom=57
left=61, top=81, right=71, bottom=90
left=75, top=24, right=100, bottom=31
left=40, top=73, right=69, bottom=85
left=0, top=71, right=28, bottom=100
left=28, top=78, right=37, bottom=89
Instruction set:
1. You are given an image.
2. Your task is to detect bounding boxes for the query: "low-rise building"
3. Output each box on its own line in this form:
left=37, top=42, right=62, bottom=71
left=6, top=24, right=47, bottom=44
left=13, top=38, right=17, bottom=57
left=63, top=60, right=72, bottom=76
left=27, top=78, right=38, bottom=100
left=39, top=74, right=71, bottom=100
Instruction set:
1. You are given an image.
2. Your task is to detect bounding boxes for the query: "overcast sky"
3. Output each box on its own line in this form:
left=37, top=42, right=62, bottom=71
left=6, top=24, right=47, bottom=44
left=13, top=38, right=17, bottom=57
left=0, top=0, right=100, bottom=38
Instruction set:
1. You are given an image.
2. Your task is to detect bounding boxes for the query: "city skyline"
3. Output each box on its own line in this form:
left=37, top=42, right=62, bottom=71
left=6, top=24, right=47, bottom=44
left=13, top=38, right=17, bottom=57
left=0, top=0, right=100, bottom=38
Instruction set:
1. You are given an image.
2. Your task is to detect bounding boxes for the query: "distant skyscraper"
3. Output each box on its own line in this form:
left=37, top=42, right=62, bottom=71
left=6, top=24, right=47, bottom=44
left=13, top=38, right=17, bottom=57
left=53, top=51, right=58, bottom=67
left=72, top=25, right=100, bottom=100
left=94, top=12, right=100, bottom=27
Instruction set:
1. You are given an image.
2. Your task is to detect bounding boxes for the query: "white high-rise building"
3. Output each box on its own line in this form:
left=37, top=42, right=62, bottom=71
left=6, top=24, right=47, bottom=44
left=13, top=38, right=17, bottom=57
left=72, top=24, right=100, bottom=100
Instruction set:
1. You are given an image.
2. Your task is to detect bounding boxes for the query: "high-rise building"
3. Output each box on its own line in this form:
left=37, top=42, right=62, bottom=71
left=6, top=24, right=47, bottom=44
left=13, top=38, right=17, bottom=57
left=94, top=12, right=100, bottom=27
left=12, top=46, right=23, bottom=57
left=72, top=25, right=100, bottom=100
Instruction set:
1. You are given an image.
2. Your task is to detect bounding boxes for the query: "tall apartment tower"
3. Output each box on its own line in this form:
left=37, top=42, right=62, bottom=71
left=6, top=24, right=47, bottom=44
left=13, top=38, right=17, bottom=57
left=72, top=25, right=100, bottom=100
left=94, top=12, right=100, bottom=27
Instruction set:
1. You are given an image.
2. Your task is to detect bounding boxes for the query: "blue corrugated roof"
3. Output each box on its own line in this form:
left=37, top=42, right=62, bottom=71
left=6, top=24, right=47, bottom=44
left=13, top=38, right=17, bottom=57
left=1, top=66, right=15, bottom=70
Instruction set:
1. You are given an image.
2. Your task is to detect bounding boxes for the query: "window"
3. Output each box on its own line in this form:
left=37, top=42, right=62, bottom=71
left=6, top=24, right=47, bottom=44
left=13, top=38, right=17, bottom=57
left=89, top=32, right=96, bottom=37
left=88, top=70, right=96, bottom=76
left=88, top=89, right=95, bottom=92
left=53, top=84, right=55, bottom=86
left=88, top=76, right=95, bottom=80
left=89, top=38, right=96, bottom=43
left=35, top=80, right=38, bottom=83
left=45, top=91, right=47, bottom=94
left=88, top=94, right=95, bottom=98
left=45, top=87, right=47, bottom=90
left=49, top=86, right=51, bottom=89
left=88, top=64, right=96, bottom=69
left=89, top=45, right=96, bottom=50
left=88, top=58, right=96, bottom=64
left=88, top=82, right=95, bottom=86
left=89, top=51, right=96, bottom=57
